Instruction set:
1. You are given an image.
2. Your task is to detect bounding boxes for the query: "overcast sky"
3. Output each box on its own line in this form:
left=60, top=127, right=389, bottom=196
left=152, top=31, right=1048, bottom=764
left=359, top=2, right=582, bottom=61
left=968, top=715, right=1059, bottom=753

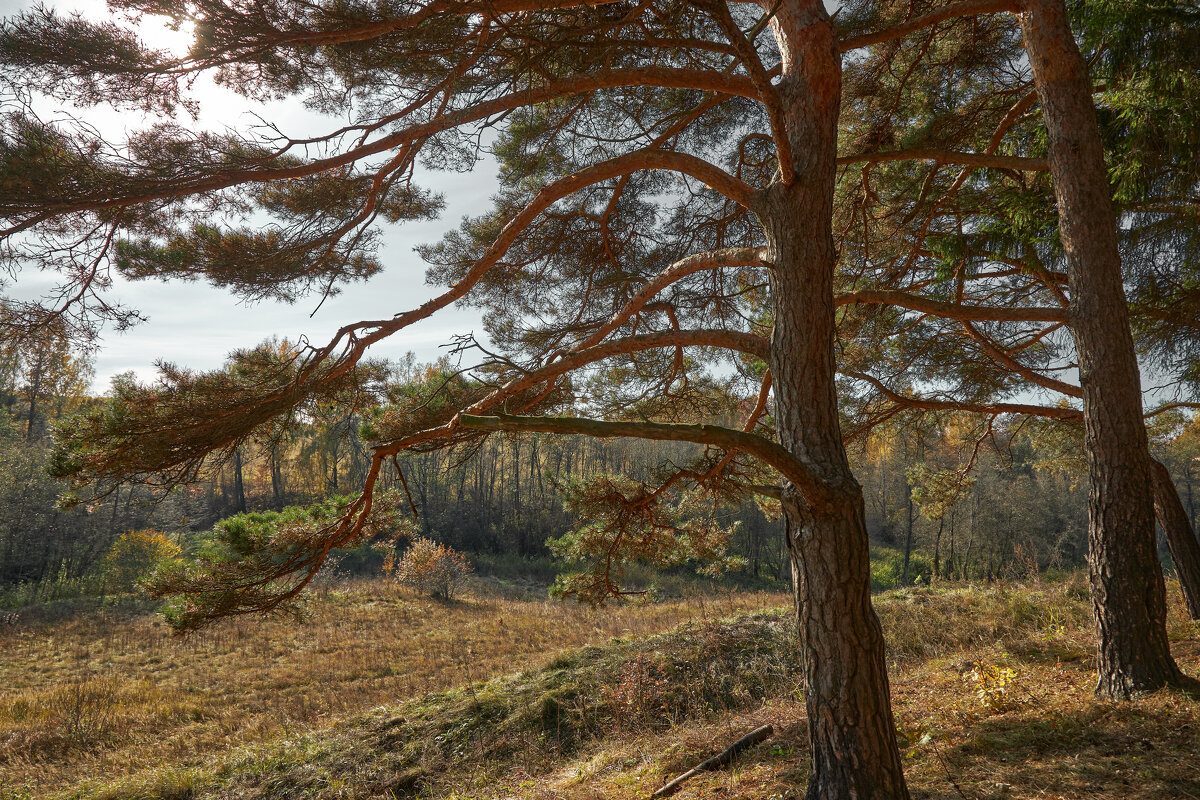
left=1, top=0, right=495, bottom=392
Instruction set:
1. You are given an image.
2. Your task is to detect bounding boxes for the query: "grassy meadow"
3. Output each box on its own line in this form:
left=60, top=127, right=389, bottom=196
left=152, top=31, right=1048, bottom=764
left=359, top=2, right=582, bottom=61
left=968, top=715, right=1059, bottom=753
left=0, top=578, right=781, bottom=798
left=2, top=576, right=1200, bottom=800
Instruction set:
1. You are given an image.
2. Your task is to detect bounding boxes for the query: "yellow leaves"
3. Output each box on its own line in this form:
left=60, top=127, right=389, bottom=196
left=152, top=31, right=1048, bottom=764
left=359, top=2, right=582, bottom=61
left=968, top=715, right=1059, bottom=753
left=966, top=661, right=1020, bottom=713
left=102, top=529, right=183, bottom=594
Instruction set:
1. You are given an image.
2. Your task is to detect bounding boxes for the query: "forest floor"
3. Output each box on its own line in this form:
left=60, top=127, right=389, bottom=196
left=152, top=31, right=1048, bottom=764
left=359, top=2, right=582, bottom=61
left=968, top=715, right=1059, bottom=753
left=3, top=576, right=1200, bottom=800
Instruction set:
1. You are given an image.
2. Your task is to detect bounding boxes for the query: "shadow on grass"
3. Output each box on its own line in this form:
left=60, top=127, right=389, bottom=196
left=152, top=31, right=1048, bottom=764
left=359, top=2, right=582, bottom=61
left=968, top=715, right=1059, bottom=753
left=943, top=695, right=1200, bottom=800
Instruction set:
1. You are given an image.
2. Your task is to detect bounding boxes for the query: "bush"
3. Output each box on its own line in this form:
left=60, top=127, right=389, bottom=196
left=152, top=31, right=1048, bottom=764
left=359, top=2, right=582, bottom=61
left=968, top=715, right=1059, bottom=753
left=393, top=538, right=473, bottom=600
left=102, top=530, right=181, bottom=595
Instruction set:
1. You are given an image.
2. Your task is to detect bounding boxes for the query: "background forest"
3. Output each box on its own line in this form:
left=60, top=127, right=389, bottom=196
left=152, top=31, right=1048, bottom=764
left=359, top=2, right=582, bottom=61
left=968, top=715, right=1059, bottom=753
left=5, top=321, right=1198, bottom=604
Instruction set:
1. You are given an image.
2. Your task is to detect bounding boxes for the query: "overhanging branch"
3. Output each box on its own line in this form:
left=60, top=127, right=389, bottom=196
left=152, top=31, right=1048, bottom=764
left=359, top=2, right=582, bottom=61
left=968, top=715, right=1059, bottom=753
left=837, top=148, right=1047, bottom=171
left=839, top=0, right=1019, bottom=52
left=837, top=289, right=1068, bottom=323
left=6, top=67, right=762, bottom=231
left=455, top=412, right=835, bottom=508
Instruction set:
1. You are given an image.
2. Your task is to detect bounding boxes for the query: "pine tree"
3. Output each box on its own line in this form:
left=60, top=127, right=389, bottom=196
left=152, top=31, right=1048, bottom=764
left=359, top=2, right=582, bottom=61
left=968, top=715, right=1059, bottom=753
left=832, top=0, right=1200, bottom=691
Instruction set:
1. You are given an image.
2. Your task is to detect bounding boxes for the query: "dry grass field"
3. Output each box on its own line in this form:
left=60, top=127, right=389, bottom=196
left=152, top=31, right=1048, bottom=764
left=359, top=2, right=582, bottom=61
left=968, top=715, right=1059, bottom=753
left=5, top=577, right=1200, bottom=800
left=0, top=578, right=783, bottom=798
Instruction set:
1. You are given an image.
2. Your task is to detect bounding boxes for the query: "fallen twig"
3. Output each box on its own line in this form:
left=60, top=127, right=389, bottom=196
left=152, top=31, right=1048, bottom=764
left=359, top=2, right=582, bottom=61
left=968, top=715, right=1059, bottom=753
left=650, top=724, right=774, bottom=798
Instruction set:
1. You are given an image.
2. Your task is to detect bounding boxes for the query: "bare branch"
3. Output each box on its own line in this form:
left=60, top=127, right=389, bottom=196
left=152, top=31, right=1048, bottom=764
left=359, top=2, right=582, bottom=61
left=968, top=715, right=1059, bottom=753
left=1145, top=402, right=1200, bottom=418
left=845, top=370, right=1083, bottom=419
left=567, top=247, right=771, bottom=354
left=959, top=320, right=1081, bottom=397
left=306, top=149, right=759, bottom=378
left=472, top=328, right=769, bottom=414
left=708, top=1, right=795, bottom=185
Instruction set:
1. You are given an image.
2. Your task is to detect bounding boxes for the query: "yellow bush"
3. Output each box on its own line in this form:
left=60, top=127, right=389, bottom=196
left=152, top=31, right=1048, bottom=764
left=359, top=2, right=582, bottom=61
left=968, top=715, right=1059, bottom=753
left=102, top=530, right=181, bottom=594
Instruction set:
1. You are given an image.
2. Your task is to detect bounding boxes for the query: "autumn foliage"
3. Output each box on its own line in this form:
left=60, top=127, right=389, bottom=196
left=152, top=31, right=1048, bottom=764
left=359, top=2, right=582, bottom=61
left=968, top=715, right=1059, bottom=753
left=392, top=537, right=473, bottom=601
left=101, top=529, right=181, bottom=595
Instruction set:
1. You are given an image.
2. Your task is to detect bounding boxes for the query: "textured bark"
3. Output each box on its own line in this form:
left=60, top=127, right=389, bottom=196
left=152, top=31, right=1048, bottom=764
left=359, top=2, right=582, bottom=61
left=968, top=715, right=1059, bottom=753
left=1020, top=0, right=1185, bottom=697
left=1152, top=459, right=1200, bottom=620
left=767, top=2, right=910, bottom=797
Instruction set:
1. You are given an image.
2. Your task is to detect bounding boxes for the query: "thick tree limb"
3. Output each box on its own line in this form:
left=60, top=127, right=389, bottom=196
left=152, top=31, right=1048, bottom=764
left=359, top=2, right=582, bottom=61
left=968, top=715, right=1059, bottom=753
left=837, top=289, right=1067, bottom=323
left=749, top=483, right=784, bottom=499
left=837, top=148, right=1047, bottom=171
left=839, top=0, right=1019, bottom=51
left=455, top=414, right=837, bottom=508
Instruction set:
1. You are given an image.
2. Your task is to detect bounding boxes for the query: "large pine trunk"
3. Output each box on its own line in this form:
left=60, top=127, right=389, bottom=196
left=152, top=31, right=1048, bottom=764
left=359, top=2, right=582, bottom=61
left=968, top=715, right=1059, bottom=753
left=767, top=3, right=910, bottom=797
left=1019, top=0, right=1184, bottom=697
left=1152, top=458, right=1200, bottom=619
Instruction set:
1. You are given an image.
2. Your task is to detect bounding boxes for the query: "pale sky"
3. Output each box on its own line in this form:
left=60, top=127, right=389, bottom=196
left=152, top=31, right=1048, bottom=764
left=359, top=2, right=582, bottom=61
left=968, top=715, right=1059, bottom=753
left=1, top=0, right=494, bottom=392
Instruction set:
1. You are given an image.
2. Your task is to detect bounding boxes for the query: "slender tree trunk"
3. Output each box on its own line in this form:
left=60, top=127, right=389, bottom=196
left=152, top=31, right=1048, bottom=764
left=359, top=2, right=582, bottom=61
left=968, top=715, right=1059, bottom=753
left=417, top=453, right=432, bottom=537
left=271, top=448, right=284, bottom=509
left=1020, top=0, right=1185, bottom=697
left=25, top=349, right=44, bottom=443
left=931, top=518, right=944, bottom=586
left=1186, top=460, right=1197, bottom=533
left=531, top=437, right=545, bottom=501
left=768, top=3, right=909, bottom=796
left=947, top=507, right=957, bottom=581
left=961, top=502, right=976, bottom=581
left=512, top=438, right=524, bottom=554
left=1151, top=458, right=1200, bottom=619
left=330, top=436, right=340, bottom=492
left=901, top=487, right=914, bottom=586
left=232, top=449, right=247, bottom=514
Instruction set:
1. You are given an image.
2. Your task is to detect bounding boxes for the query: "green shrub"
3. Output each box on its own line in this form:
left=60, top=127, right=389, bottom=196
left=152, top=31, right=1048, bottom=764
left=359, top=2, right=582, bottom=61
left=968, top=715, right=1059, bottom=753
left=870, top=547, right=931, bottom=591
